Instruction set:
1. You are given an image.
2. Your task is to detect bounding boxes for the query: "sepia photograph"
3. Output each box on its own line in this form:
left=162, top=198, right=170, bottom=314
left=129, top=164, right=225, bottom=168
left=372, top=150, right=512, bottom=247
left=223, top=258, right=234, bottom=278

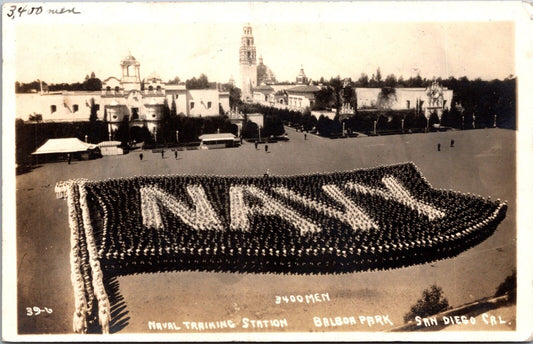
left=2, top=1, right=532, bottom=341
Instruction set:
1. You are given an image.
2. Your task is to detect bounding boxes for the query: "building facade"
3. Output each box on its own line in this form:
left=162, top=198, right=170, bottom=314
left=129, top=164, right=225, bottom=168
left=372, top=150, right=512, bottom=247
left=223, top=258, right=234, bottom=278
left=249, top=63, right=453, bottom=118
left=355, top=82, right=453, bottom=118
left=16, top=54, right=231, bottom=137
left=286, top=85, right=320, bottom=109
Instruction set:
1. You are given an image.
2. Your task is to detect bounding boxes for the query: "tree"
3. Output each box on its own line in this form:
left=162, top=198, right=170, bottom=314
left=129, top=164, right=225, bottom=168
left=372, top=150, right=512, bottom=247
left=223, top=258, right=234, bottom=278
left=186, top=74, right=210, bottom=89
left=404, top=285, right=450, bottom=323
left=168, top=76, right=181, bottom=85
left=384, top=74, right=397, bottom=88
left=301, top=109, right=317, bottom=132
left=227, top=85, right=242, bottom=109
left=115, top=117, right=130, bottom=145
left=377, top=87, right=397, bottom=110
left=242, top=120, right=259, bottom=139
left=264, top=114, right=284, bottom=137
left=375, top=67, right=382, bottom=86
left=90, top=72, right=96, bottom=79
left=170, top=97, right=177, bottom=117
left=397, top=76, right=405, bottom=87
left=329, top=76, right=343, bottom=116
left=84, top=77, right=102, bottom=91
left=343, top=85, right=356, bottom=109
left=163, top=98, right=170, bottom=119
left=89, top=98, right=98, bottom=122
left=356, top=73, right=369, bottom=87
left=316, top=115, right=341, bottom=137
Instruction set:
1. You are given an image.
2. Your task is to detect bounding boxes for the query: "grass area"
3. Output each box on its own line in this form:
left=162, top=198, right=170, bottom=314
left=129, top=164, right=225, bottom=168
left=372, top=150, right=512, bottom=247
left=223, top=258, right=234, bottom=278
left=15, top=128, right=516, bottom=334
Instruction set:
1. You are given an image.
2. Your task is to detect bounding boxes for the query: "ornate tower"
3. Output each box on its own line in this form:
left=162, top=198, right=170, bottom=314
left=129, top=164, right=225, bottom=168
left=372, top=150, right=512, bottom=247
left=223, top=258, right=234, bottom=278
left=239, top=23, right=257, bottom=101
left=296, top=65, right=308, bottom=84
left=120, top=53, right=141, bottom=92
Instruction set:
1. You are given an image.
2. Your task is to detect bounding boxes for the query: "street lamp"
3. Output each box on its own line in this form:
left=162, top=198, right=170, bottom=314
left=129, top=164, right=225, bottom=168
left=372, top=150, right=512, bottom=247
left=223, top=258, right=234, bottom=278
left=342, top=121, right=346, bottom=137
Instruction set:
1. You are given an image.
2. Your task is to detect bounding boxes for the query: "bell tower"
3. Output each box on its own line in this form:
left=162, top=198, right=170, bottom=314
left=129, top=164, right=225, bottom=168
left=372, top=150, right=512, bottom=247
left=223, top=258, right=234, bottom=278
left=239, top=23, right=257, bottom=101
left=120, top=53, right=141, bottom=92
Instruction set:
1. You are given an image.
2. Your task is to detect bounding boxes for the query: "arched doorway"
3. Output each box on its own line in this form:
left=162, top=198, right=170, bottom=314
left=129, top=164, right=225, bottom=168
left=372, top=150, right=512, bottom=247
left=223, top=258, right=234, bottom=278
left=129, top=125, right=146, bottom=144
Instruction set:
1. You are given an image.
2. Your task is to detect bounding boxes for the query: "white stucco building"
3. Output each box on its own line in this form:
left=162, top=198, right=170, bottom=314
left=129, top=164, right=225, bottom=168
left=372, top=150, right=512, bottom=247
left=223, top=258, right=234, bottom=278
left=355, top=83, right=453, bottom=117
left=16, top=54, right=231, bottom=136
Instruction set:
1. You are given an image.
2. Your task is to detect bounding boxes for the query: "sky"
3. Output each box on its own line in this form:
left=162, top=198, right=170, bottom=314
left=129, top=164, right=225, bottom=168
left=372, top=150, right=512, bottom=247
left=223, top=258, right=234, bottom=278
left=15, top=21, right=514, bottom=86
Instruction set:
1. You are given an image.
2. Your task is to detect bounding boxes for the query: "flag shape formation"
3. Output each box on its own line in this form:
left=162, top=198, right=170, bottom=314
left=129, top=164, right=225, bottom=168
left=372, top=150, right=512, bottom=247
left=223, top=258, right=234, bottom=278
left=61, top=162, right=507, bottom=333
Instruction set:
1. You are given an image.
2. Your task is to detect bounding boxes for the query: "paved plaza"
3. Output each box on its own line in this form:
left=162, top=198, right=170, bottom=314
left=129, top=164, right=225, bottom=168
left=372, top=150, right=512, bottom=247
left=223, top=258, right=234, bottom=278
left=16, top=128, right=516, bottom=334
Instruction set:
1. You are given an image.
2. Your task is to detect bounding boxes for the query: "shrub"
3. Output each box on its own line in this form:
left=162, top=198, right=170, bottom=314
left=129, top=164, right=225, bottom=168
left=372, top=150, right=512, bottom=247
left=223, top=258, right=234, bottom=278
left=404, top=285, right=450, bottom=323
left=494, top=270, right=516, bottom=302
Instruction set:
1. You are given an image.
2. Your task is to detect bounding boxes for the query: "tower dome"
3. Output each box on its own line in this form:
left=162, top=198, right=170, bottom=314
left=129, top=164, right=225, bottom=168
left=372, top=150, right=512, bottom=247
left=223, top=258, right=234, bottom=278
left=121, top=53, right=140, bottom=66
left=120, top=52, right=141, bottom=91
left=257, top=55, right=277, bottom=85
left=296, top=65, right=308, bottom=84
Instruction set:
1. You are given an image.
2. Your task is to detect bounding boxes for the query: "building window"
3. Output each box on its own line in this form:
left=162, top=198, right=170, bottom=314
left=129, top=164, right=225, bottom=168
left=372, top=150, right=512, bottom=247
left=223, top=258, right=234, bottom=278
left=207, top=101, right=212, bottom=109
left=106, top=86, right=111, bottom=92
left=156, top=85, right=161, bottom=92
left=190, top=101, right=195, bottom=109
left=115, top=86, right=120, bottom=93
left=51, top=105, right=57, bottom=113
left=73, top=104, right=79, bottom=112
left=131, top=107, right=139, bottom=120
left=148, top=85, right=154, bottom=91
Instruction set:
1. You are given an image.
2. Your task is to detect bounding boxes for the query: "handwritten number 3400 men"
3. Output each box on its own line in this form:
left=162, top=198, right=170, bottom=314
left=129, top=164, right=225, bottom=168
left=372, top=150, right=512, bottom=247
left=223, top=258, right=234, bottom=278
left=6, top=5, right=43, bottom=19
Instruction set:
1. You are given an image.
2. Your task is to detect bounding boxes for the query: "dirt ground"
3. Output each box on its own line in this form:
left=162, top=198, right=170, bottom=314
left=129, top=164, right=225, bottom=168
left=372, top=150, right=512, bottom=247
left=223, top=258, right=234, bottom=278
left=15, top=128, right=516, bottom=336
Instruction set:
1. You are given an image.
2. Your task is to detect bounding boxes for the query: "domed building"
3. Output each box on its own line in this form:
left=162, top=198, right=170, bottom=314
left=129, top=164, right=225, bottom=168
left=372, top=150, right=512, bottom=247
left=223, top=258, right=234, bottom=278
left=257, top=56, right=277, bottom=85
left=296, top=65, right=308, bottom=84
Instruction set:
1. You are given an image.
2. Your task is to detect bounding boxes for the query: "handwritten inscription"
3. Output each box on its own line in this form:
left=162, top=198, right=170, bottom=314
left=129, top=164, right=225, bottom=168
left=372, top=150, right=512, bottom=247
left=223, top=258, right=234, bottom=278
left=275, top=292, right=330, bottom=304
left=26, top=307, right=53, bottom=316
left=47, top=7, right=81, bottom=15
left=5, top=4, right=80, bottom=20
left=6, top=5, right=42, bottom=19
